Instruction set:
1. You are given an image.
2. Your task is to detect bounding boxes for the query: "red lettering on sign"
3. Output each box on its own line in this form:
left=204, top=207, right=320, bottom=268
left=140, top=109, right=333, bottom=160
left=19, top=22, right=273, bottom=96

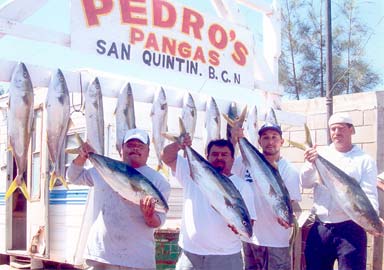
left=120, top=0, right=147, bottom=25
left=181, top=8, right=204, bottom=40
left=232, top=41, right=248, bottom=66
left=208, top=50, right=220, bottom=66
left=193, top=46, right=206, bottom=63
left=208, top=24, right=228, bottom=50
left=145, top=33, right=160, bottom=51
left=82, top=0, right=113, bottom=26
left=178, top=42, right=192, bottom=58
left=130, top=27, right=145, bottom=44
left=162, top=37, right=176, bottom=55
left=153, top=0, right=176, bottom=28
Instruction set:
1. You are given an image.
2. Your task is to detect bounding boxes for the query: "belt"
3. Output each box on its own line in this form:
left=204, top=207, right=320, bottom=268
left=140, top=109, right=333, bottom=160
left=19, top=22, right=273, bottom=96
left=315, top=217, right=353, bottom=228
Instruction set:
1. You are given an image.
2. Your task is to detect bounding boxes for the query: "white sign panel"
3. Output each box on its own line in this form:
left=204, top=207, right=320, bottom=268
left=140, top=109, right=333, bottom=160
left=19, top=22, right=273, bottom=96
left=71, top=0, right=255, bottom=88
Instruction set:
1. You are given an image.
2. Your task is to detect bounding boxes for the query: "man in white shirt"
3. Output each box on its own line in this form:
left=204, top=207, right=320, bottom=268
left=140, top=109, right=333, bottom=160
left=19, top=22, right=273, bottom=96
left=231, top=122, right=301, bottom=270
left=300, top=112, right=380, bottom=270
left=67, top=129, right=171, bottom=270
left=161, top=135, right=257, bottom=270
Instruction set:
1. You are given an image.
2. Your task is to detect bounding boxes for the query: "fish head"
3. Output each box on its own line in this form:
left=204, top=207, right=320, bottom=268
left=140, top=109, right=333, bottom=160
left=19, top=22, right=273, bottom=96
left=273, top=199, right=294, bottom=225
left=11, top=62, right=33, bottom=92
left=233, top=200, right=253, bottom=238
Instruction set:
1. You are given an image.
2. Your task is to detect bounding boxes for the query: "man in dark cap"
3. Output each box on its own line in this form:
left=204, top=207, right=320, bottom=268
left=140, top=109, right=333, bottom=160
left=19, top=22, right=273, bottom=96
left=231, top=122, right=301, bottom=270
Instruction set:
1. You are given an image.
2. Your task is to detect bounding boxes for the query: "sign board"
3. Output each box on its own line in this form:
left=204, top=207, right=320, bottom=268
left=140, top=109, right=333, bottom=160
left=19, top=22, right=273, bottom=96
left=71, top=0, right=255, bottom=88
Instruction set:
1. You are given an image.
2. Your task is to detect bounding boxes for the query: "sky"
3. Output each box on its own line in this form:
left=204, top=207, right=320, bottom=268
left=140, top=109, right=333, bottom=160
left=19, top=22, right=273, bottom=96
left=0, top=0, right=383, bottom=95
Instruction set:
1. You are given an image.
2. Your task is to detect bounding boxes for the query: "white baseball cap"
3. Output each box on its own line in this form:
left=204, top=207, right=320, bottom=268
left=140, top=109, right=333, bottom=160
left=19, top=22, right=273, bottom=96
left=123, top=129, right=150, bottom=145
left=328, top=112, right=355, bottom=133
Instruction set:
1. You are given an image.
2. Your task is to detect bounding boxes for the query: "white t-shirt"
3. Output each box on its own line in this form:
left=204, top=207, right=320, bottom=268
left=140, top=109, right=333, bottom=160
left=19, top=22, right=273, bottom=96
left=67, top=163, right=171, bottom=269
left=300, top=144, right=378, bottom=223
left=175, top=155, right=257, bottom=255
left=232, top=157, right=301, bottom=247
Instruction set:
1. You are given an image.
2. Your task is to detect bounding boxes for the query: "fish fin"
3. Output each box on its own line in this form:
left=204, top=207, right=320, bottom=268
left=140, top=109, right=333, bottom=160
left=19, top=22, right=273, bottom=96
left=65, top=147, right=80, bottom=154
left=158, top=163, right=169, bottom=178
left=5, top=178, right=19, bottom=201
left=162, top=132, right=178, bottom=142
left=304, top=124, right=313, bottom=148
left=238, top=106, right=248, bottom=126
left=49, top=172, right=57, bottom=191
left=75, top=133, right=85, bottom=144
left=287, top=124, right=313, bottom=151
left=289, top=217, right=299, bottom=253
left=19, top=181, right=30, bottom=201
left=222, top=113, right=236, bottom=127
left=58, top=176, right=69, bottom=190
left=224, top=196, right=233, bottom=208
left=223, top=106, right=247, bottom=128
left=286, top=140, right=307, bottom=151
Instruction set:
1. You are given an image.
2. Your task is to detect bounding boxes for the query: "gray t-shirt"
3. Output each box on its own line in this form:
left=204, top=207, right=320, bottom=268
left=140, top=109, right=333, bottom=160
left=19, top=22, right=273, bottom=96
left=67, top=163, right=171, bottom=269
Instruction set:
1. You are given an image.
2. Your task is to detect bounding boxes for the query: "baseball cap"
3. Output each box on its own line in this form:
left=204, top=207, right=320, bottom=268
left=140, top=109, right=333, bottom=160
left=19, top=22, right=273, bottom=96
left=328, top=112, right=355, bottom=133
left=258, top=122, right=282, bottom=136
left=123, top=128, right=150, bottom=145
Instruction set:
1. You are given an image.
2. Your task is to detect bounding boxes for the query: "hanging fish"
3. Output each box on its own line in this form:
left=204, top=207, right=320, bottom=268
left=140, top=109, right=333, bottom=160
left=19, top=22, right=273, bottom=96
left=85, top=77, right=104, bottom=155
left=203, top=96, right=221, bottom=153
left=5, top=62, right=34, bottom=200
left=115, top=82, right=136, bottom=155
left=150, top=88, right=168, bottom=172
left=181, top=92, right=197, bottom=139
left=46, top=69, right=71, bottom=190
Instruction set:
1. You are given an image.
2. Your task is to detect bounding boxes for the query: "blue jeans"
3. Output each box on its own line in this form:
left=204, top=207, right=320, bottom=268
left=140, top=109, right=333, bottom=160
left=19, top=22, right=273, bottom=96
left=305, top=220, right=367, bottom=270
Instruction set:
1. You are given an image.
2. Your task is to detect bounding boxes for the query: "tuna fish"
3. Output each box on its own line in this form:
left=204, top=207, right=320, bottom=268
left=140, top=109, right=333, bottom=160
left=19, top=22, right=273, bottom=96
left=72, top=134, right=169, bottom=213
left=245, top=105, right=259, bottom=149
left=46, top=69, right=71, bottom=190
left=115, top=82, right=136, bottom=155
left=85, top=77, right=104, bottom=155
left=150, top=88, right=168, bottom=172
left=223, top=109, right=295, bottom=226
left=5, top=62, right=34, bottom=200
left=289, top=124, right=384, bottom=235
left=164, top=118, right=253, bottom=238
left=181, top=92, right=197, bottom=139
left=203, top=97, right=221, bottom=153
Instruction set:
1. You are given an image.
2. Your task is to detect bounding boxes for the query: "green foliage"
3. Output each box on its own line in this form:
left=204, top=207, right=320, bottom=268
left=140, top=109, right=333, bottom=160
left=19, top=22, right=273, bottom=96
left=280, top=0, right=381, bottom=99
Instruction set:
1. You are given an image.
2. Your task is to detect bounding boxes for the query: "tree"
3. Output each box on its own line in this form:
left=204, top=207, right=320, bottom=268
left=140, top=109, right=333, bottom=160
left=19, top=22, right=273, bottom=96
left=279, top=0, right=381, bottom=99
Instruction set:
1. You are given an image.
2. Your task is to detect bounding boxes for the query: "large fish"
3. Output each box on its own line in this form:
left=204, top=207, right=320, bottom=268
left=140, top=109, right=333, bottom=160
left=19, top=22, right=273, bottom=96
left=226, top=101, right=239, bottom=142
left=224, top=109, right=295, bottom=226
left=245, top=105, right=259, bottom=149
left=164, top=119, right=253, bottom=239
left=150, top=88, right=168, bottom=172
left=70, top=134, right=169, bottom=213
left=46, top=69, right=71, bottom=190
left=203, top=96, right=221, bottom=153
left=85, top=77, right=104, bottom=155
left=5, top=62, right=34, bottom=200
left=181, top=92, right=197, bottom=139
left=115, top=82, right=136, bottom=155
left=289, top=125, right=384, bottom=235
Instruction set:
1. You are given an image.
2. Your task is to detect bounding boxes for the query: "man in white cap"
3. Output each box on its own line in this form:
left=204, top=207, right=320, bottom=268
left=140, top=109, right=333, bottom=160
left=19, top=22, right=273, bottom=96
left=300, top=112, right=380, bottom=270
left=231, top=122, right=301, bottom=270
left=67, top=128, right=171, bottom=270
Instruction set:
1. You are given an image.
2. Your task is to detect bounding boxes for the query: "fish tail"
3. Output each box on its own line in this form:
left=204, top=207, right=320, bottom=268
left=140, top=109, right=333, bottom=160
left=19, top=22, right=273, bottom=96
left=158, top=164, right=169, bottom=178
left=161, top=117, right=188, bottom=143
left=289, top=217, right=299, bottom=253
left=286, top=124, right=313, bottom=151
left=58, top=176, right=69, bottom=190
left=223, top=106, right=247, bottom=128
left=49, top=172, right=57, bottom=191
left=19, top=180, right=30, bottom=201
left=64, top=133, right=84, bottom=154
left=5, top=177, right=30, bottom=201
